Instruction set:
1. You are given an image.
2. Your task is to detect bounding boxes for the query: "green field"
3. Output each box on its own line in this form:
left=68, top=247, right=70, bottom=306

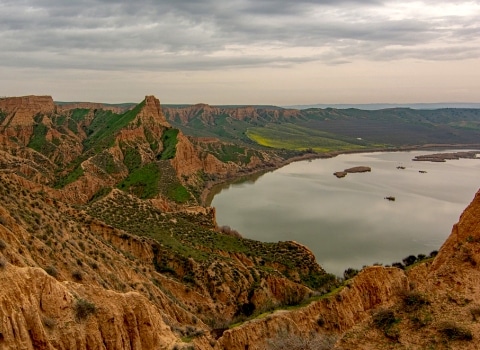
left=246, top=123, right=373, bottom=152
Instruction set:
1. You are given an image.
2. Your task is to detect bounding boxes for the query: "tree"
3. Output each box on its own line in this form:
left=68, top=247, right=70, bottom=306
left=402, top=255, right=417, bottom=267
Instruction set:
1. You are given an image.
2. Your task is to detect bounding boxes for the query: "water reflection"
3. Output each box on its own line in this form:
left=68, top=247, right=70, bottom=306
left=205, top=169, right=270, bottom=205
left=211, top=150, right=480, bottom=276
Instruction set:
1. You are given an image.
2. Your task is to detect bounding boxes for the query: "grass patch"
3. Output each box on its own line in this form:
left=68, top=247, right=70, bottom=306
left=122, top=145, right=142, bottom=172
left=89, top=187, right=112, bottom=203
left=159, top=128, right=179, bottom=160
left=55, top=165, right=84, bottom=188
left=70, top=108, right=90, bottom=123
left=67, top=119, right=79, bottom=133
left=301, top=272, right=339, bottom=292
left=0, top=110, right=6, bottom=125
left=27, top=121, right=56, bottom=155
left=246, top=123, right=368, bottom=152
left=84, top=100, right=145, bottom=152
left=208, top=143, right=253, bottom=163
left=91, top=151, right=122, bottom=174
left=167, top=183, right=190, bottom=203
left=118, top=163, right=161, bottom=199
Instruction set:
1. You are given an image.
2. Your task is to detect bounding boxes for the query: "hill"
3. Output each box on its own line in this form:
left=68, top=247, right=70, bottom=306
left=163, top=104, right=480, bottom=153
left=0, top=95, right=479, bottom=349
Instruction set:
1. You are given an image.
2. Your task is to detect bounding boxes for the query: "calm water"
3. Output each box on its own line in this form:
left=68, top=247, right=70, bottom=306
left=211, top=150, right=480, bottom=276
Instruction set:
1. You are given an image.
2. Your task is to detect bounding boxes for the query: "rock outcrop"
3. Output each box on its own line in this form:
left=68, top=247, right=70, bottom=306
left=163, top=103, right=303, bottom=126
left=0, top=96, right=55, bottom=127
left=0, top=265, right=177, bottom=350
left=0, top=96, right=56, bottom=146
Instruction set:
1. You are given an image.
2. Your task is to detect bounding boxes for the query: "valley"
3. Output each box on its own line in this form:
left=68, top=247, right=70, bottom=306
left=0, top=95, right=480, bottom=349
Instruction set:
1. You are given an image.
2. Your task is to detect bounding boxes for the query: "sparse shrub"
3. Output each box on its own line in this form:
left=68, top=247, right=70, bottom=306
left=417, top=253, right=426, bottom=261
left=437, top=321, right=473, bottom=341
left=410, top=311, right=433, bottom=327
left=45, top=265, right=58, bottom=278
left=372, top=308, right=400, bottom=340
left=218, top=225, right=242, bottom=238
left=317, top=316, right=325, bottom=327
left=401, top=291, right=429, bottom=311
left=72, top=270, right=83, bottom=281
left=0, top=239, right=6, bottom=251
left=373, top=308, right=397, bottom=329
left=429, top=250, right=438, bottom=258
left=74, top=298, right=96, bottom=321
left=267, top=332, right=337, bottom=350
left=42, top=316, right=56, bottom=329
left=343, top=267, right=359, bottom=280
left=470, top=305, right=480, bottom=321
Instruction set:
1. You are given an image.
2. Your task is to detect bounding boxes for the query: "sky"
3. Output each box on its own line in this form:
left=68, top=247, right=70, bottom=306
left=1, top=0, right=479, bottom=105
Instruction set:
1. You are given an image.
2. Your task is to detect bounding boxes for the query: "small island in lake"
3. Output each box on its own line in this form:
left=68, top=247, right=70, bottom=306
left=334, top=166, right=371, bottom=178
left=413, top=150, right=480, bottom=162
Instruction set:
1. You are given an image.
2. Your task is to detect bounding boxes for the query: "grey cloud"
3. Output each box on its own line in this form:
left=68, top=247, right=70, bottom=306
left=0, top=0, right=478, bottom=72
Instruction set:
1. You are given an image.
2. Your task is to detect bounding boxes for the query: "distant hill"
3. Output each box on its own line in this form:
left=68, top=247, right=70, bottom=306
left=284, top=103, right=480, bottom=110
left=163, top=103, right=480, bottom=153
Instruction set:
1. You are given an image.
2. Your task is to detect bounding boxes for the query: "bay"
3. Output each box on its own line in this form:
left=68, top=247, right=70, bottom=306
left=211, top=150, right=480, bottom=277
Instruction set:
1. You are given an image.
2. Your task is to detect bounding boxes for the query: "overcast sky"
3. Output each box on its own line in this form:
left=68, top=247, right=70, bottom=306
left=1, top=0, right=479, bottom=105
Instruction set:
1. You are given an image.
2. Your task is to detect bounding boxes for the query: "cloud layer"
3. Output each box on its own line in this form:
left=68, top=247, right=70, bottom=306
left=1, top=0, right=479, bottom=103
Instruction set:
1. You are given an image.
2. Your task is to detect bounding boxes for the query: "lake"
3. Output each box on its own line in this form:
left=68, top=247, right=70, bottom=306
left=211, top=150, right=480, bottom=277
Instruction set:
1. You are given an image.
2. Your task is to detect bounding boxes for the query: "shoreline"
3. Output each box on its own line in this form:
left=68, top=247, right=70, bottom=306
left=200, top=143, right=480, bottom=207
